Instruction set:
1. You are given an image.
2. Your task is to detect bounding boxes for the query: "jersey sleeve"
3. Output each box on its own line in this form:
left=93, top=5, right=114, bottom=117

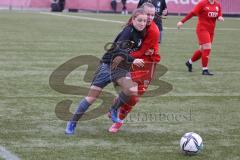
left=181, top=12, right=195, bottom=23
left=218, top=3, right=223, bottom=17
left=130, top=24, right=160, bottom=62
left=181, top=1, right=203, bottom=23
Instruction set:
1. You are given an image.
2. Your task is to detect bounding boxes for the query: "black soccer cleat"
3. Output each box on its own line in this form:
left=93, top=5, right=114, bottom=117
left=202, top=69, right=214, bottom=76
left=185, top=61, right=192, bottom=72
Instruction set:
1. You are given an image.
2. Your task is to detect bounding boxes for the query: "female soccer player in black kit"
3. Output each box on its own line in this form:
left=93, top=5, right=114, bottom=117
left=138, top=0, right=168, bottom=43
left=65, top=8, right=147, bottom=135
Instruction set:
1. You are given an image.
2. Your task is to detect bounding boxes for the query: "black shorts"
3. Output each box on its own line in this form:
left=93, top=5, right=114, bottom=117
left=91, top=63, right=111, bottom=88
left=111, top=61, right=131, bottom=82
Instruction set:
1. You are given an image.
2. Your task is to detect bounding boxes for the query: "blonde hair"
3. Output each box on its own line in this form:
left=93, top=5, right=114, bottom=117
left=141, top=2, right=155, bottom=9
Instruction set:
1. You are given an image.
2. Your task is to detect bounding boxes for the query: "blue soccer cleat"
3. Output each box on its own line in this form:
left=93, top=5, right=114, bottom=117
left=109, top=108, right=121, bottom=123
left=65, top=121, right=76, bottom=135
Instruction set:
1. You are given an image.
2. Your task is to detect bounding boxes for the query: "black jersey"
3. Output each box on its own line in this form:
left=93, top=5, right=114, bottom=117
left=137, top=0, right=167, bottom=31
left=101, top=24, right=145, bottom=64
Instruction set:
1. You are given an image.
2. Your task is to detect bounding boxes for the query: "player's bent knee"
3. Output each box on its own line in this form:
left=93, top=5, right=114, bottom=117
left=202, top=43, right=212, bottom=50
left=85, top=96, right=97, bottom=104
left=122, top=85, right=137, bottom=96
left=199, top=45, right=203, bottom=51
left=129, top=86, right=138, bottom=96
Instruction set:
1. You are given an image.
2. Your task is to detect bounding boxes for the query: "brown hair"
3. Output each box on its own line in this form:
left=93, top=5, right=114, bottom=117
left=126, top=8, right=146, bottom=26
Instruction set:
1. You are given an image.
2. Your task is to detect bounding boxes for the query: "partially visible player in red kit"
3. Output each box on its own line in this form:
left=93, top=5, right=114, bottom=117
left=177, top=0, right=224, bottom=75
left=108, top=2, right=160, bottom=133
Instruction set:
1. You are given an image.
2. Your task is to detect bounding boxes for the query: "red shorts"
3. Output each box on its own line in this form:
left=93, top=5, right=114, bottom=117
left=130, top=62, right=156, bottom=95
left=196, top=30, right=214, bottom=45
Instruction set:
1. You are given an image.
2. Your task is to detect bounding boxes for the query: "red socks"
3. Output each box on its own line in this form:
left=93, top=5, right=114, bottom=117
left=201, top=49, right=211, bottom=68
left=190, top=49, right=211, bottom=68
left=118, top=96, right=139, bottom=120
left=191, top=50, right=202, bottom=62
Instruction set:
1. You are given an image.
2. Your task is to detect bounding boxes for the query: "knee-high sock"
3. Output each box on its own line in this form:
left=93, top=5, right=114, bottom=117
left=71, top=98, right=90, bottom=122
left=201, top=49, right=211, bottom=68
left=111, top=92, right=130, bottom=110
left=119, top=104, right=132, bottom=120
left=119, top=96, right=139, bottom=120
left=191, top=50, right=202, bottom=62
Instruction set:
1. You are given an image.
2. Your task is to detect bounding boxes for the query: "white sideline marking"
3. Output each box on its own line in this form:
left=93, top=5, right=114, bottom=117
left=40, top=12, right=240, bottom=31
left=0, top=146, right=20, bottom=160
left=41, top=12, right=124, bottom=24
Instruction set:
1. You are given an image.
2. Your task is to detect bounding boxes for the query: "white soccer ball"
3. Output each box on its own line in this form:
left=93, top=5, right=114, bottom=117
left=180, top=132, right=203, bottom=155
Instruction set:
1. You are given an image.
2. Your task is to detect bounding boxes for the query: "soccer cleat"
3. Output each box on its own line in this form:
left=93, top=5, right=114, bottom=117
left=202, top=69, right=214, bottom=76
left=65, top=121, right=76, bottom=135
left=185, top=61, right=192, bottom=72
left=109, top=108, right=121, bottom=123
left=108, top=122, right=123, bottom=133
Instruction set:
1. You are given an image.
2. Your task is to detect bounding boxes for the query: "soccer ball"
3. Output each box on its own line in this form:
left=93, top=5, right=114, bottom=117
left=180, top=132, right=203, bottom=155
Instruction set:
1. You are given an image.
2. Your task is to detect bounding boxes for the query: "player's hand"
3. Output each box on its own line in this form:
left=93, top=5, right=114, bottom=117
left=133, top=58, right=144, bottom=67
left=162, top=9, right=168, bottom=16
left=218, top=16, right=224, bottom=22
left=145, top=49, right=154, bottom=55
left=177, top=21, right=183, bottom=29
left=111, top=56, right=124, bottom=69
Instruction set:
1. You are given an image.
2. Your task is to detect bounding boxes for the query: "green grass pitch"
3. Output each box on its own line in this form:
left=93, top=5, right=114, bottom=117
left=0, top=11, right=240, bottom=160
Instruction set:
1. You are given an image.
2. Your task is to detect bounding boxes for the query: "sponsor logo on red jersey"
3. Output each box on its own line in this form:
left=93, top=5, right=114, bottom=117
left=208, top=12, right=218, bottom=17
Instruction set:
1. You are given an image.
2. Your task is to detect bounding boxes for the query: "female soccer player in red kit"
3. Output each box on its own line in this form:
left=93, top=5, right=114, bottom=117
left=177, top=0, right=224, bottom=75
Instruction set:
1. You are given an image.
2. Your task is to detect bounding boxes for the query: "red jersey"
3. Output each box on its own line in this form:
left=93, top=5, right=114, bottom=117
left=130, top=21, right=160, bottom=63
left=181, top=0, right=222, bottom=33
left=130, top=21, right=160, bottom=84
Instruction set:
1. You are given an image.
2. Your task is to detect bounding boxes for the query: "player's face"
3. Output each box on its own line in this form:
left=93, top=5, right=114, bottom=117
left=143, top=6, right=155, bottom=25
left=132, top=14, right=147, bottom=31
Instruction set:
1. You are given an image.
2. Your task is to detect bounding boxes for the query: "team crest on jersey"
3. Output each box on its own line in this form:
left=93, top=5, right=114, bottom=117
left=216, top=6, right=219, bottom=12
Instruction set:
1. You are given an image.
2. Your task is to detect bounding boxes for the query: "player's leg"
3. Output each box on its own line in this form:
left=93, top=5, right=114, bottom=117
left=121, top=0, right=128, bottom=14
left=200, top=31, right=213, bottom=75
left=118, top=83, right=146, bottom=120
left=192, top=30, right=213, bottom=75
left=109, top=76, right=138, bottom=123
left=108, top=96, right=138, bottom=133
left=65, top=63, right=111, bottom=135
left=201, top=42, right=213, bottom=75
left=186, top=48, right=203, bottom=71
left=109, top=62, right=154, bottom=131
left=109, top=68, right=152, bottom=133
left=159, top=30, right=163, bottom=44
left=69, top=86, right=102, bottom=122
left=109, top=88, right=141, bottom=133
left=185, top=31, right=207, bottom=72
left=65, top=86, right=103, bottom=135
